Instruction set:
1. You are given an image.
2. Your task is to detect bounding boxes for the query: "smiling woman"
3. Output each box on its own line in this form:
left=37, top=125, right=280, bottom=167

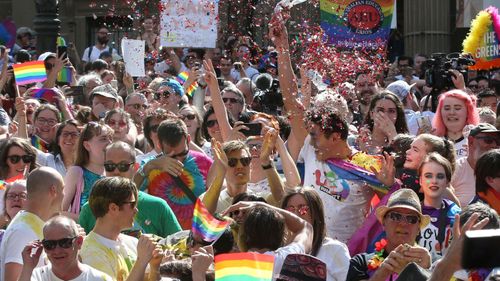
left=0, top=138, right=38, bottom=181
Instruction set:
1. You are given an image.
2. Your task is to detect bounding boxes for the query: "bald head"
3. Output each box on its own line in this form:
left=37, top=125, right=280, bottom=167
left=26, top=167, right=64, bottom=196
left=43, top=215, right=79, bottom=237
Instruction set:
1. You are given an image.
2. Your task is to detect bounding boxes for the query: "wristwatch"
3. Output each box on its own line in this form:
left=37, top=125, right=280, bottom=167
left=261, top=162, right=274, bottom=170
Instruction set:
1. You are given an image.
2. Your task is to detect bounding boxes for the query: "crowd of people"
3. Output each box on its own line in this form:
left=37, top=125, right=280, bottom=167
left=0, top=8, right=499, bottom=281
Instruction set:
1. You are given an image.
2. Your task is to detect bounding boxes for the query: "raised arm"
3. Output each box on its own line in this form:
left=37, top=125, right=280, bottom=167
left=260, top=129, right=285, bottom=203
left=202, top=139, right=228, bottom=214
left=269, top=13, right=308, bottom=161
left=203, top=59, right=232, bottom=141
left=275, top=134, right=301, bottom=189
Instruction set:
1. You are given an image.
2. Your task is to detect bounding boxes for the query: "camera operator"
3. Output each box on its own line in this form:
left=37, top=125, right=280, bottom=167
left=252, top=73, right=283, bottom=115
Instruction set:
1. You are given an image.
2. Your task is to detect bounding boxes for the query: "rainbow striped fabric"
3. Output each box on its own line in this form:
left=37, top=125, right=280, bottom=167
left=176, top=71, right=198, bottom=97
left=215, top=252, right=275, bottom=281
left=13, top=61, right=47, bottom=85
left=31, top=135, right=49, bottom=153
left=191, top=198, right=229, bottom=242
left=57, top=67, right=72, bottom=83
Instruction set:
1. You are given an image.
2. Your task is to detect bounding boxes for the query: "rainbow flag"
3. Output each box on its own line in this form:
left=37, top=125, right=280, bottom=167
left=31, top=135, right=50, bottom=153
left=215, top=252, right=274, bottom=281
left=13, top=61, right=47, bottom=85
left=57, top=67, right=72, bottom=83
left=191, top=198, right=230, bottom=243
left=176, top=71, right=189, bottom=84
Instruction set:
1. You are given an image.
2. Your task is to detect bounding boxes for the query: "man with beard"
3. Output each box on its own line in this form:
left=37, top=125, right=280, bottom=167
left=81, top=26, right=119, bottom=64
left=353, top=72, right=379, bottom=125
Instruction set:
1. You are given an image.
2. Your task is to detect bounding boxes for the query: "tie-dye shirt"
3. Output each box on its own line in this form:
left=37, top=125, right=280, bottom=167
left=143, top=150, right=212, bottom=229
left=80, top=232, right=137, bottom=281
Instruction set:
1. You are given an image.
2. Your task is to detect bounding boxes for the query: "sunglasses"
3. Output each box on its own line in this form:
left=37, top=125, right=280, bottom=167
left=104, top=162, right=135, bottom=172
left=230, top=209, right=245, bottom=218
left=474, top=136, right=500, bottom=146
left=223, top=97, right=240, bottom=104
left=286, top=205, right=310, bottom=216
left=128, top=103, right=149, bottom=110
left=7, top=154, right=34, bottom=164
left=154, top=91, right=171, bottom=100
left=227, top=157, right=252, bottom=167
left=180, top=114, right=196, bottom=121
left=170, top=149, right=189, bottom=159
left=386, top=211, right=420, bottom=225
left=41, top=237, right=77, bottom=250
left=206, top=119, right=218, bottom=128
left=108, top=120, right=128, bottom=127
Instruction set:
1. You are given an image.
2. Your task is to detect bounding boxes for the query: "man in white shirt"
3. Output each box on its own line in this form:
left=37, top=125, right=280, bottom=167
left=81, top=27, right=119, bottom=64
left=230, top=44, right=260, bottom=82
left=18, top=216, right=113, bottom=281
left=0, top=167, right=65, bottom=281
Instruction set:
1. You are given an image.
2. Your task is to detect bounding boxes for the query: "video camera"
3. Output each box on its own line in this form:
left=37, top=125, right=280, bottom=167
left=253, top=73, right=283, bottom=115
left=423, top=52, right=476, bottom=91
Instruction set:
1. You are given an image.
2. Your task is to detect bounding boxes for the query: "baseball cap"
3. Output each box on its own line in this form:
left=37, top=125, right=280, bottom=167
left=386, top=80, right=416, bottom=101
left=469, top=123, right=500, bottom=136
left=159, top=79, right=184, bottom=97
left=90, top=84, right=119, bottom=101
left=38, top=52, right=56, bottom=62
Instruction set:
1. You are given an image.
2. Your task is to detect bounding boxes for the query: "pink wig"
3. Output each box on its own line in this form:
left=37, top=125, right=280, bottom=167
left=432, top=89, right=479, bottom=137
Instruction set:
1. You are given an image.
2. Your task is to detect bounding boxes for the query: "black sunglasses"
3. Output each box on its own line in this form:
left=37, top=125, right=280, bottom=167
left=7, top=154, right=34, bottom=164
left=41, top=237, right=77, bottom=250
left=227, top=157, right=252, bottom=167
left=222, top=97, right=240, bottom=104
left=206, top=120, right=218, bottom=128
left=104, top=162, right=134, bottom=172
left=154, top=91, right=172, bottom=100
left=385, top=212, right=420, bottom=225
left=128, top=104, right=149, bottom=110
left=180, top=114, right=196, bottom=121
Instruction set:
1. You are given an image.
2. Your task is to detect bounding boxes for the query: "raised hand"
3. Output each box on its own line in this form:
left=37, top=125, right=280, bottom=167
left=211, top=138, right=228, bottom=169
left=371, top=152, right=395, bottom=187
left=260, top=128, right=278, bottom=164
left=227, top=121, right=248, bottom=141
left=21, top=240, right=43, bottom=270
left=202, top=59, right=217, bottom=86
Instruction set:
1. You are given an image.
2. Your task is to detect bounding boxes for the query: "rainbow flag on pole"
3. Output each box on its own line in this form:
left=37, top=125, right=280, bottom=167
left=215, top=252, right=275, bottom=281
left=13, top=61, right=47, bottom=85
left=191, top=198, right=230, bottom=243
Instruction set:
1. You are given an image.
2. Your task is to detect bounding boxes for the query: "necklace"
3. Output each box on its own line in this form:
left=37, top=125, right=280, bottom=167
left=367, top=238, right=387, bottom=270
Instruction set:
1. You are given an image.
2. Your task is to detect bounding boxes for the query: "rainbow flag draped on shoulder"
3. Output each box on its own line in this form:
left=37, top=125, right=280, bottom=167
left=326, top=152, right=388, bottom=194
left=215, top=252, right=274, bottom=281
left=191, top=198, right=230, bottom=243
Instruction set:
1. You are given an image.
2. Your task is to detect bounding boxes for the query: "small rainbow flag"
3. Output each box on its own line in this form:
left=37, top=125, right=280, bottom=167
left=13, top=61, right=47, bottom=86
left=176, top=71, right=189, bottom=84
left=57, top=67, right=72, bottom=83
left=31, top=134, right=49, bottom=153
left=191, top=198, right=230, bottom=243
left=186, top=81, right=198, bottom=97
left=215, top=252, right=275, bottom=281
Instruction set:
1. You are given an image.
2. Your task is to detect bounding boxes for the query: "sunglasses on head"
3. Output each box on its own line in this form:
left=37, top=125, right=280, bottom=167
left=386, top=211, right=420, bottom=225
left=206, top=119, right=218, bottom=128
left=180, top=114, right=196, bottom=121
left=104, top=162, right=134, bottom=172
left=227, top=157, right=252, bottom=167
left=7, top=154, right=34, bottom=164
left=223, top=97, right=240, bottom=104
left=41, top=237, right=77, bottom=250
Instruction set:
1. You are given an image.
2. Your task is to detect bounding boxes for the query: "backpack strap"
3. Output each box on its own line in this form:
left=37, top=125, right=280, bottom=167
left=88, top=45, right=93, bottom=61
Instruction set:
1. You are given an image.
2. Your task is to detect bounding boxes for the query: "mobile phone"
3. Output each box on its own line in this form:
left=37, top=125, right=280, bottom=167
left=241, top=123, right=262, bottom=137
left=67, top=85, right=84, bottom=96
left=417, top=116, right=431, bottom=130
left=462, top=229, right=500, bottom=269
left=57, top=45, right=68, bottom=60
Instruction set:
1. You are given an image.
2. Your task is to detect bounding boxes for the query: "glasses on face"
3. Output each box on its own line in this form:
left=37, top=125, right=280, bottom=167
left=7, top=154, right=34, bottom=164
left=36, top=117, right=58, bottom=126
left=104, top=162, right=134, bottom=172
left=41, top=237, right=77, bottom=251
left=128, top=103, right=149, bottom=110
left=61, top=131, right=80, bottom=139
left=107, top=120, right=127, bottom=128
left=223, top=97, right=240, bottom=104
left=185, top=55, right=196, bottom=60
left=474, top=136, right=500, bottom=146
left=229, top=209, right=245, bottom=218
left=286, top=204, right=310, bottom=216
left=386, top=211, right=420, bottom=225
left=6, top=192, right=27, bottom=200
left=170, top=149, right=189, bottom=159
left=180, top=114, right=196, bottom=121
left=155, top=91, right=171, bottom=100
left=227, top=157, right=252, bottom=167
left=206, top=119, right=218, bottom=128
left=121, top=200, right=137, bottom=208
left=247, top=142, right=262, bottom=150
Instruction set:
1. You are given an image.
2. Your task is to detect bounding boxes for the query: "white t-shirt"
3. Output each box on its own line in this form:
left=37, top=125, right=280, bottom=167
left=230, top=65, right=260, bottom=82
left=247, top=179, right=272, bottom=199
left=298, top=136, right=375, bottom=243
left=264, top=243, right=305, bottom=280
left=316, top=237, right=350, bottom=281
left=0, top=211, right=46, bottom=280
left=81, top=46, right=119, bottom=63
left=453, top=137, right=468, bottom=159
left=450, top=157, right=475, bottom=207
left=31, top=263, right=113, bottom=281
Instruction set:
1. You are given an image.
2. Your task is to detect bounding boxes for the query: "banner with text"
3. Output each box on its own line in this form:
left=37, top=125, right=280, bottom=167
left=160, top=0, right=219, bottom=48
left=320, top=0, right=396, bottom=48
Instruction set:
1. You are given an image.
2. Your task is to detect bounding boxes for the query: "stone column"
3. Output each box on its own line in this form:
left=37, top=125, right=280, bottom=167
left=33, top=0, right=61, bottom=54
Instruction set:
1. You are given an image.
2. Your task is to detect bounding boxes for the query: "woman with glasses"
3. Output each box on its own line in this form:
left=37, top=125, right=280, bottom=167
left=0, top=138, right=37, bottom=181
left=36, top=120, right=80, bottom=177
left=63, top=122, right=113, bottom=216
left=281, top=187, right=350, bottom=281
left=417, top=153, right=460, bottom=262
left=0, top=181, right=28, bottom=246
left=201, top=106, right=234, bottom=145
left=179, top=105, right=211, bottom=157
left=30, top=104, right=62, bottom=152
left=104, top=109, right=137, bottom=145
